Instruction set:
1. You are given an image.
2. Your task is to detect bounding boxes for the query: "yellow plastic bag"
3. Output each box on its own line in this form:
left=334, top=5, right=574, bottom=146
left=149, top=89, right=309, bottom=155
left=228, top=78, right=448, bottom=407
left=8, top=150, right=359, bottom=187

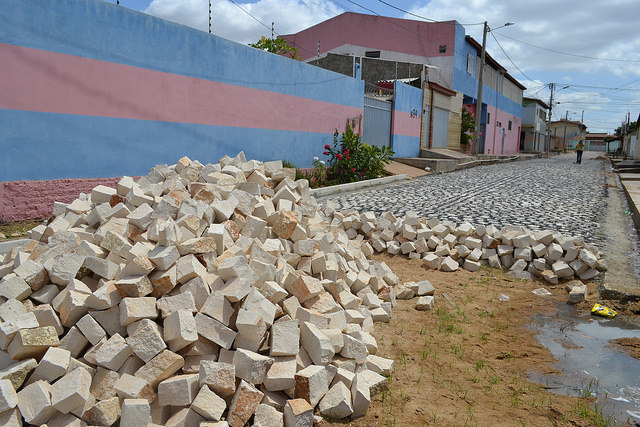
left=591, top=303, right=617, bottom=318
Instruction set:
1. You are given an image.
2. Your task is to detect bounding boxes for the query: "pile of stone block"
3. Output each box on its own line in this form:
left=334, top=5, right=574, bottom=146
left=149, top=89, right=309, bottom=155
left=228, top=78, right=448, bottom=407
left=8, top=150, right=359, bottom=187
left=321, top=207, right=607, bottom=285
left=0, top=154, right=399, bottom=426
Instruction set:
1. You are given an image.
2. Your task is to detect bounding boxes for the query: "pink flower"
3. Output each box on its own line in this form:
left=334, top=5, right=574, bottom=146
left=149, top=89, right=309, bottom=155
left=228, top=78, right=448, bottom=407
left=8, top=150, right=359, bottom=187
left=336, top=154, right=342, bottom=160
left=324, top=144, right=330, bottom=149
left=323, top=151, right=328, bottom=155
left=351, top=168, right=356, bottom=172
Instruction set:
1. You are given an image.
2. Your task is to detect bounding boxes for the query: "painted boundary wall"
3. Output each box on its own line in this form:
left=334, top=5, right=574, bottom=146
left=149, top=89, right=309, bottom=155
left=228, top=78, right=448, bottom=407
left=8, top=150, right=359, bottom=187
left=0, top=0, right=364, bottom=220
left=391, top=82, right=423, bottom=157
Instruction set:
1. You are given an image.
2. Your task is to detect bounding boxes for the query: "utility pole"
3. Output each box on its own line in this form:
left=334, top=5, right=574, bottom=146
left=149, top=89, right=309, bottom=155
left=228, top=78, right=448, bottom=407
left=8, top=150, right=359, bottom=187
left=271, top=22, right=274, bottom=40
left=545, top=83, right=555, bottom=154
left=563, top=111, right=568, bottom=152
left=208, top=0, right=212, bottom=33
left=473, top=21, right=488, bottom=157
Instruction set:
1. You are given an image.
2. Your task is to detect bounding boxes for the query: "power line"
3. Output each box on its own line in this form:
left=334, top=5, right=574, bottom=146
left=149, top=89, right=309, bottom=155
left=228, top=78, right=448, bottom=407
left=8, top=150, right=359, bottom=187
left=490, top=31, right=536, bottom=84
left=493, top=32, right=640, bottom=63
left=227, top=0, right=272, bottom=32
left=375, top=0, right=484, bottom=26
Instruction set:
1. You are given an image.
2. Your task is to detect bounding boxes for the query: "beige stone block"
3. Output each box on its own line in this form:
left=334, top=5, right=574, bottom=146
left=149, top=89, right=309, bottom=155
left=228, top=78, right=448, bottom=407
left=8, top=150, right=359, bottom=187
left=283, top=398, right=313, bottom=427
left=57, top=326, right=89, bottom=358
left=125, top=319, right=167, bottom=362
left=94, top=334, right=133, bottom=371
left=81, top=396, right=121, bottom=426
left=0, top=358, right=37, bottom=390
left=28, top=347, right=70, bottom=384
left=199, top=360, right=236, bottom=397
left=134, top=349, right=184, bottom=388
left=157, top=373, right=199, bottom=407
left=120, top=297, right=158, bottom=326
left=120, top=398, right=151, bottom=427
left=114, top=373, right=156, bottom=402
left=90, top=367, right=120, bottom=400
left=17, top=380, right=57, bottom=425
left=31, top=304, right=64, bottom=336
left=7, top=326, right=59, bottom=360
left=0, top=379, right=18, bottom=412
left=50, top=367, right=92, bottom=414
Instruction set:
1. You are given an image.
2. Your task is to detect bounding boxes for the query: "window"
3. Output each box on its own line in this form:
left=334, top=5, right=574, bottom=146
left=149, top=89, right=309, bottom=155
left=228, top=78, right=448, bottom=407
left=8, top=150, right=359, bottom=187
left=508, top=120, right=512, bottom=131
left=487, top=112, right=490, bottom=124
left=364, top=50, right=380, bottom=58
left=439, top=45, right=447, bottom=53
left=467, top=53, right=474, bottom=74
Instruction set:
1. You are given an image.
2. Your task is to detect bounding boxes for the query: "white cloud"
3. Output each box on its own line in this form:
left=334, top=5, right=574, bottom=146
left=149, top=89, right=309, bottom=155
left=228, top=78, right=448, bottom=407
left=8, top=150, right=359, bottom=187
left=145, top=0, right=341, bottom=45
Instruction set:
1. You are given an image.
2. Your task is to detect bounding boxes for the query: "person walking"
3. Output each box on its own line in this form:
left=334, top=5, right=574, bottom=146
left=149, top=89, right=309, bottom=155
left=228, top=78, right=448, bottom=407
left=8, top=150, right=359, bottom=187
left=576, top=140, right=584, bottom=164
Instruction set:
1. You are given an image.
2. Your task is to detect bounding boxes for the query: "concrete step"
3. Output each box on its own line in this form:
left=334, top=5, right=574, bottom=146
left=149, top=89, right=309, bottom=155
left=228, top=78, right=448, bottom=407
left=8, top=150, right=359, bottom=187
left=394, top=157, right=459, bottom=173
left=418, top=148, right=475, bottom=162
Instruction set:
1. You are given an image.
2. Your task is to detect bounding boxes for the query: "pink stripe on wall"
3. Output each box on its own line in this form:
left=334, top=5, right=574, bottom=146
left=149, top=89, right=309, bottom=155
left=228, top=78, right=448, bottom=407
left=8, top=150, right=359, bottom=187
left=0, top=43, right=361, bottom=134
left=0, top=178, right=120, bottom=222
left=393, top=110, right=422, bottom=137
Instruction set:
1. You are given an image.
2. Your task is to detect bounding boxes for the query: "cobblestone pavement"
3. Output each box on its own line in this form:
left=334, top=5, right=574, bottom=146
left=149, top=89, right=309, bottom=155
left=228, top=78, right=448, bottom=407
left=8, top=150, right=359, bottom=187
left=324, top=152, right=611, bottom=246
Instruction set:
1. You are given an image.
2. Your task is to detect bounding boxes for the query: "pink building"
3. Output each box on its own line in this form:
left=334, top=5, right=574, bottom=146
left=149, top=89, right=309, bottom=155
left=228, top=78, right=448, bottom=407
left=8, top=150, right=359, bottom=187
left=284, top=12, right=525, bottom=155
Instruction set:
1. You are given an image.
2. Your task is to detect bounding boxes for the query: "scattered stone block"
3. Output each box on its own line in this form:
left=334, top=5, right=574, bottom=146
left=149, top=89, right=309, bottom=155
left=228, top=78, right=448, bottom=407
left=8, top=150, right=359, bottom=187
left=318, top=382, right=353, bottom=419
left=17, top=380, right=57, bottom=425
left=227, top=379, right=264, bottom=427
left=199, top=361, right=236, bottom=397
left=190, top=385, right=226, bottom=421
left=50, top=367, right=92, bottom=414
left=284, top=398, right=314, bottom=427
left=120, top=398, right=151, bottom=426
left=7, top=326, right=59, bottom=360
left=158, top=373, right=199, bottom=407
left=415, top=296, right=435, bottom=311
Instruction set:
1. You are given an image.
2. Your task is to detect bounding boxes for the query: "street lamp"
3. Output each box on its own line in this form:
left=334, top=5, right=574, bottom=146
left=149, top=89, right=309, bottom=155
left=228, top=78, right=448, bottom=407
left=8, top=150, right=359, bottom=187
left=472, top=22, right=515, bottom=157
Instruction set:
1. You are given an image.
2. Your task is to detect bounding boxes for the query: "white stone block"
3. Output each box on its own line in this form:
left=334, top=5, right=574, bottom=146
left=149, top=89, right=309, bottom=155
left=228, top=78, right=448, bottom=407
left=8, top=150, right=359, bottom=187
left=0, top=379, right=18, bottom=412
left=300, top=322, right=335, bottom=366
left=318, top=382, right=353, bottom=419
left=158, top=373, right=199, bottom=407
left=283, top=398, right=314, bottom=427
left=17, top=380, right=57, bottom=425
left=50, top=367, right=92, bottom=414
left=121, top=398, right=151, bottom=426
left=191, top=384, right=226, bottom=421
left=233, top=348, right=274, bottom=385
left=415, top=296, right=435, bottom=311
left=95, top=333, right=133, bottom=371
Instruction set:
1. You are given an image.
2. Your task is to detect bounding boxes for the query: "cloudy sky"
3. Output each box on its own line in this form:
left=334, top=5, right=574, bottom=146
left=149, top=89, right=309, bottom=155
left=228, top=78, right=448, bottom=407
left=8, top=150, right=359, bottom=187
left=118, top=0, right=640, bottom=133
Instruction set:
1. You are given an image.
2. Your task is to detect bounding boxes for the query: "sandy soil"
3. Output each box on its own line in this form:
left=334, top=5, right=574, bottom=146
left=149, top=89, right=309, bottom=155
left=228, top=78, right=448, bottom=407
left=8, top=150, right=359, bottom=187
left=326, top=253, right=630, bottom=427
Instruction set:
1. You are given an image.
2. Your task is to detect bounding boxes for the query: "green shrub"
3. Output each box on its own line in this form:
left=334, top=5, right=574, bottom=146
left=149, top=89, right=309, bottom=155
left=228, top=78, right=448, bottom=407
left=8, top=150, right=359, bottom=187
left=323, top=126, right=394, bottom=184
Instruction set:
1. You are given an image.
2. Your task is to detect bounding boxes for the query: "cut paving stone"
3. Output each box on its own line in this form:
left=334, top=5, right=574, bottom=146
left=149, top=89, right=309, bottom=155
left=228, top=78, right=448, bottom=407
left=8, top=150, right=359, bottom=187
left=227, top=379, right=264, bottom=427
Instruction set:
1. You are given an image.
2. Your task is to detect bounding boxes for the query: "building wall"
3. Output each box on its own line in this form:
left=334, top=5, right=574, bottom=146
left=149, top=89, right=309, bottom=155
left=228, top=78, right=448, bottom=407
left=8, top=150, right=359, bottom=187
left=1, top=0, right=364, bottom=182
left=391, top=82, right=423, bottom=157
left=446, top=93, right=464, bottom=149
left=0, top=0, right=366, bottom=221
left=284, top=13, right=456, bottom=62
left=485, top=106, right=521, bottom=155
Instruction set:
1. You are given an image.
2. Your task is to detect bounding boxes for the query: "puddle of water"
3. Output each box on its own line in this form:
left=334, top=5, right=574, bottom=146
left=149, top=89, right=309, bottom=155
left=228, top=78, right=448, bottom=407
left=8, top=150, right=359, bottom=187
left=529, top=303, right=640, bottom=424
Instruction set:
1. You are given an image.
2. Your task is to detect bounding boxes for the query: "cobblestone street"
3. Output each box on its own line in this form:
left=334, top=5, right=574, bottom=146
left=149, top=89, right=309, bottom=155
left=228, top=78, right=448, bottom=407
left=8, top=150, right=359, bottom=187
left=324, top=152, right=613, bottom=246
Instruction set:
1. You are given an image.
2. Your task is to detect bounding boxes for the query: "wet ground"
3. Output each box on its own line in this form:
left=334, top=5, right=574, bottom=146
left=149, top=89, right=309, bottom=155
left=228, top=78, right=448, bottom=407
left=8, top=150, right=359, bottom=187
left=530, top=303, right=640, bottom=424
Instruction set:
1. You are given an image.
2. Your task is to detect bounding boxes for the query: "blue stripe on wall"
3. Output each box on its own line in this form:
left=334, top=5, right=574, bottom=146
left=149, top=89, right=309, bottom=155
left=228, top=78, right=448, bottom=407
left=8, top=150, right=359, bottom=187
left=0, top=0, right=363, bottom=108
left=392, top=135, right=421, bottom=158
left=0, top=110, right=335, bottom=181
left=393, top=81, right=423, bottom=114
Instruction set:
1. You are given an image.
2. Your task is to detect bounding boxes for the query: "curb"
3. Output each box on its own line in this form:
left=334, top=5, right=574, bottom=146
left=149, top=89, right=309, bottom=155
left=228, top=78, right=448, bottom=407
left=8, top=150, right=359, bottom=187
left=310, top=174, right=408, bottom=198
left=0, top=238, right=28, bottom=255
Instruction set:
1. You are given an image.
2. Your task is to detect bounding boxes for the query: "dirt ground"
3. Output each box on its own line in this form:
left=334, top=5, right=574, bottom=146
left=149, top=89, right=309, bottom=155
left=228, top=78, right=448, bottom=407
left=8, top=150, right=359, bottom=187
left=328, top=253, right=637, bottom=427
left=0, top=219, right=41, bottom=240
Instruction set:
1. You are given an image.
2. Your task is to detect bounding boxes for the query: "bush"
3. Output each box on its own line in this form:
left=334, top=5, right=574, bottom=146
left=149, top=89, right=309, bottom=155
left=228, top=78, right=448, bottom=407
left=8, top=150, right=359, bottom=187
left=322, top=126, right=394, bottom=185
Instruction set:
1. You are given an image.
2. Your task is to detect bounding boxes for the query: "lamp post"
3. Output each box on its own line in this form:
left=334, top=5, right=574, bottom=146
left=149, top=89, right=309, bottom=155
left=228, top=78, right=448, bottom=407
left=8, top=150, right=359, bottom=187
left=473, top=21, right=514, bottom=157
